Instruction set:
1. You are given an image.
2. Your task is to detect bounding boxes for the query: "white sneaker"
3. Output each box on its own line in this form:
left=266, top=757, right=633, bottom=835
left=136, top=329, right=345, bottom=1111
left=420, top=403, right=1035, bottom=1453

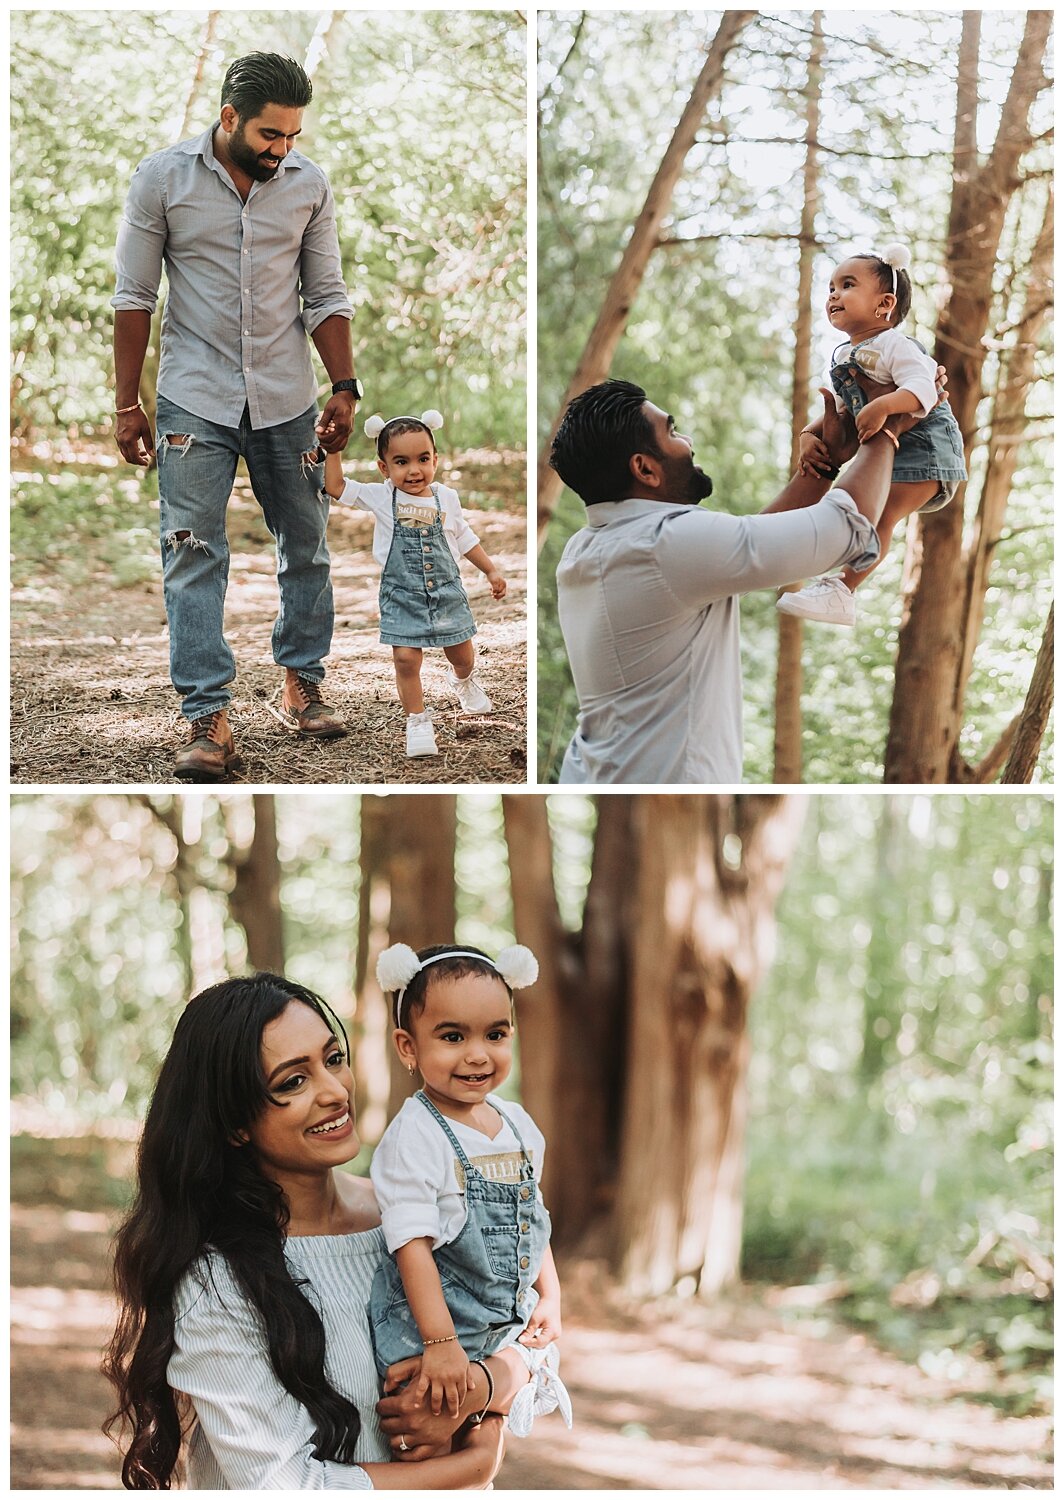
left=449, top=670, right=492, bottom=715
left=405, top=711, right=438, bottom=757
left=776, top=576, right=857, bottom=627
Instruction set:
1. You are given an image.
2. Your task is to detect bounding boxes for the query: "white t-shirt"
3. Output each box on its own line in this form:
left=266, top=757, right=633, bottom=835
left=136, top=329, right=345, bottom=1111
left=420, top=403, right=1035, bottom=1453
left=824, top=328, right=937, bottom=416
left=335, top=479, right=480, bottom=568
left=370, top=1093, right=546, bottom=1254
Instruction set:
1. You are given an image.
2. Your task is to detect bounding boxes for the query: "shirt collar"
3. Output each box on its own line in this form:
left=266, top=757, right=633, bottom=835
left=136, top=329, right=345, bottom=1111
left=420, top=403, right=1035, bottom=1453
left=184, top=121, right=306, bottom=178
left=585, top=497, right=695, bottom=528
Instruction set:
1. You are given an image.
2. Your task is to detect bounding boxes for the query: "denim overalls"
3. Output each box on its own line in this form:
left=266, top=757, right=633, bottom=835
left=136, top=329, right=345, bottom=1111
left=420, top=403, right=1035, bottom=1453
left=369, top=1091, right=551, bottom=1376
left=830, top=337, right=967, bottom=512
left=378, top=484, right=477, bottom=648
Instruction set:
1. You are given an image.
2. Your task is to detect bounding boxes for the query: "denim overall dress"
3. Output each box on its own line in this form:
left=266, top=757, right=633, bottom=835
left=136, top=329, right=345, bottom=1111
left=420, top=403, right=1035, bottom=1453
left=830, top=337, right=967, bottom=512
left=378, top=484, right=477, bottom=648
left=369, top=1091, right=551, bottom=1376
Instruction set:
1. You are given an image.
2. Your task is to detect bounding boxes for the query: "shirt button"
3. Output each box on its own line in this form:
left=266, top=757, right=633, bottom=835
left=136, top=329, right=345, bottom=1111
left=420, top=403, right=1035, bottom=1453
left=244, top=366, right=250, bottom=373
left=520, top=1256, right=530, bottom=1270
left=243, top=328, right=250, bottom=335
left=243, top=249, right=249, bottom=255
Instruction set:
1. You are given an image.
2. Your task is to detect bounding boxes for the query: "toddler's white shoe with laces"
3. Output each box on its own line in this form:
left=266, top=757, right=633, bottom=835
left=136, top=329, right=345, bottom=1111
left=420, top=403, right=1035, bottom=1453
left=449, top=670, right=493, bottom=715
left=776, top=575, right=857, bottom=627
left=405, top=710, right=438, bottom=757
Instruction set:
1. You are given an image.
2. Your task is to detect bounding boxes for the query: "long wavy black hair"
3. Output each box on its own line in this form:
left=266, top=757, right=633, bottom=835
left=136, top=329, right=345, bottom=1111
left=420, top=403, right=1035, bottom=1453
left=103, top=973, right=361, bottom=1489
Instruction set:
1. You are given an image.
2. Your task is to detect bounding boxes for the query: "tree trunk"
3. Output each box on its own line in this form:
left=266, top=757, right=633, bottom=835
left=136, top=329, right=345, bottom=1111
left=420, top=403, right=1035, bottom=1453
left=1001, top=601, right=1053, bottom=783
left=773, top=13, right=824, bottom=783
left=885, top=11, right=1052, bottom=782
left=356, top=796, right=458, bottom=1121
left=955, top=185, right=1053, bottom=715
left=227, top=796, right=285, bottom=973
left=612, top=796, right=804, bottom=1297
left=536, top=11, right=756, bottom=542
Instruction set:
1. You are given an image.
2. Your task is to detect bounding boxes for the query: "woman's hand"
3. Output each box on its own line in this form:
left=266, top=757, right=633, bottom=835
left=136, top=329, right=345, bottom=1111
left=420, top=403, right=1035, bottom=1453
left=378, top=1356, right=479, bottom=1460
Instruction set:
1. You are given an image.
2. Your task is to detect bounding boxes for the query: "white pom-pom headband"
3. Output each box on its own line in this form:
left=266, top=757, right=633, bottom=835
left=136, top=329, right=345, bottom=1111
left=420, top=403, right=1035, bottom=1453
left=878, top=242, right=912, bottom=296
left=376, top=943, right=539, bottom=1028
left=364, top=410, right=445, bottom=450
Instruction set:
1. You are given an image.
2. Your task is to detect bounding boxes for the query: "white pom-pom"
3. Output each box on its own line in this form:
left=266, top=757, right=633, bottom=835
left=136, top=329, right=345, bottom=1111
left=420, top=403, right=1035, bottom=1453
left=364, top=414, right=386, bottom=440
left=881, top=243, right=911, bottom=272
left=421, top=409, right=444, bottom=431
left=495, top=945, right=539, bottom=990
left=376, top=943, right=422, bottom=993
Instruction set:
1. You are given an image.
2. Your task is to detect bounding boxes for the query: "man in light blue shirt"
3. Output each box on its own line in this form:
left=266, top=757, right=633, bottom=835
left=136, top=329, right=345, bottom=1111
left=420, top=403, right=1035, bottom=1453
left=113, top=53, right=360, bottom=779
left=550, top=378, right=925, bottom=785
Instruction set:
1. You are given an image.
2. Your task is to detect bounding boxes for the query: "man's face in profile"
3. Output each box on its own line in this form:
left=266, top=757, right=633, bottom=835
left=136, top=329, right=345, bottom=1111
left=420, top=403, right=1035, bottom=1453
left=641, top=403, right=713, bottom=505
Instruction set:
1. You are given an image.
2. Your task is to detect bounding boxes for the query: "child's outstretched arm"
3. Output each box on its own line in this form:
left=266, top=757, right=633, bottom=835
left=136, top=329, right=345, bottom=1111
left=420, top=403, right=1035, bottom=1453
left=463, top=543, right=507, bottom=599
left=395, top=1237, right=478, bottom=1417
left=519, top=1244, right=562, bottom=1347
left=322, top=449, right=346, bottom=500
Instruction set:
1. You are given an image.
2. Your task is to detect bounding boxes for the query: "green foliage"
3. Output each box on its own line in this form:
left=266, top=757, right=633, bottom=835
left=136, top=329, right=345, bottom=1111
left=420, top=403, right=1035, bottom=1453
left=537, top=11, right=1053, bottom=783
left=12, top=10, right=526, bottom=449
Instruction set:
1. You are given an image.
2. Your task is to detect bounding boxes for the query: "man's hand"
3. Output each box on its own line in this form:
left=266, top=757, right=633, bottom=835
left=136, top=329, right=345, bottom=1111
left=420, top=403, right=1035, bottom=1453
left=315, top=391, right=355, bottom=453
left=115, top=407, right=155, bottom=467
left=819, top=388, right=859, bottom=470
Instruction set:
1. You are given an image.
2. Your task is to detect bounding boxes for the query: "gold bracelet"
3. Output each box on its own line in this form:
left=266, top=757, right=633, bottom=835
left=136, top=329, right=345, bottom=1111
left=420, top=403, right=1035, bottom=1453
left=115, top=401, right=142, bottom=415
left=422, top=1334, right=458, bottom=1346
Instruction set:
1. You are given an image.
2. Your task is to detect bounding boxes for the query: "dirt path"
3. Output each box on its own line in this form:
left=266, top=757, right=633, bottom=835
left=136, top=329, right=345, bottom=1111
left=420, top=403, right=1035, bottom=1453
left=11, top=455, right=527, bottom=785
left=12, top=1188, right=1050, bottom=1490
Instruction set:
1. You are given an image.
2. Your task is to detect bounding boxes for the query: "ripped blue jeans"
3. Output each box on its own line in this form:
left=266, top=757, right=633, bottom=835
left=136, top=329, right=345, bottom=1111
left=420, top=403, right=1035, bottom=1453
left=156, top=395, right=332, bottom=721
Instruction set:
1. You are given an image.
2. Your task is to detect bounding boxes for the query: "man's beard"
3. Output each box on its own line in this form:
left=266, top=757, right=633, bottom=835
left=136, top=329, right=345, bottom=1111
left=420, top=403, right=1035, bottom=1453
left=661, top=452, right=714, bottom=506
left=228, top=124, right=281, bottom=182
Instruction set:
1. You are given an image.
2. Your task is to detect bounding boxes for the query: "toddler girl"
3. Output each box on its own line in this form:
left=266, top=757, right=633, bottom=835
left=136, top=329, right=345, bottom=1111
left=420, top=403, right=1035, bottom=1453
left=369, top=942, right=570, bottom=1432
left=322, top=412, right=506, bottom=756
left=778, top=244, right=966, bottom=626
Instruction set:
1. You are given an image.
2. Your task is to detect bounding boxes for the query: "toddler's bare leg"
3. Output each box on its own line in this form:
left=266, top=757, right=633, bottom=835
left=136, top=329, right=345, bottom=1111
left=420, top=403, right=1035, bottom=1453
left=392, top=647, right=426, bottom=713
left=842, top=480, right=942, bottom=591
left=443, top=639, right=476, bottom=679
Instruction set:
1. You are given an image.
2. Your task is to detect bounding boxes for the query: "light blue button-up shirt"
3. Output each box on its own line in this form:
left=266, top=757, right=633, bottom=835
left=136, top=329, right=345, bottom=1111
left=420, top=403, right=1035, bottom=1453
left=556, top=491, right=880, bottom=785
left=112, top=123, right=353, bottom=430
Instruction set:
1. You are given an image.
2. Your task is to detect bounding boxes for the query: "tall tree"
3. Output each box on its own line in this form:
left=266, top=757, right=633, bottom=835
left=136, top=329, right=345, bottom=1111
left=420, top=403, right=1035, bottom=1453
left=535, top=11, right=756, bottom=541
left=504, top=794, right=804, bottom=1300
left=226, top=795, right=285, bottom=973
left=884, top=11, right=1053, bottom=783
left=773, top=12, right=824, bottom=784
left=357, top=796, right=458, bottom=1121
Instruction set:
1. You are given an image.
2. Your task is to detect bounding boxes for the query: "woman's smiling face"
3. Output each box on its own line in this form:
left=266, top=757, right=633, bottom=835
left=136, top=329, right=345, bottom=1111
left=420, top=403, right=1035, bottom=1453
left=245, top=1000, right=358, bottom=1175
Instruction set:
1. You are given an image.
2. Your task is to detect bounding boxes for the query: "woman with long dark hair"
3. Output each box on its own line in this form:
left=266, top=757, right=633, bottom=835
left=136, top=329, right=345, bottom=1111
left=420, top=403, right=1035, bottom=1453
left=104, top=974, right=533, bottom=1488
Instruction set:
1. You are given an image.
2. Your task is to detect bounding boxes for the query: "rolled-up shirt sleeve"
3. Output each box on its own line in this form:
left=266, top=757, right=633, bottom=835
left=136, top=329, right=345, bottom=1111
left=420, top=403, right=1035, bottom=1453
left=111, top=159, right=166, bottom=314
left=880, top=332, right=938, bottom=416
left=370, top=1114, right=447, bottom=1252
left=441, top=487, right=480, bottom=554
left=300, top=179, right=354, bottom=334
left=169, top=1258, right=373, bottom=1489
left=662, top=490, right=880, bottom=608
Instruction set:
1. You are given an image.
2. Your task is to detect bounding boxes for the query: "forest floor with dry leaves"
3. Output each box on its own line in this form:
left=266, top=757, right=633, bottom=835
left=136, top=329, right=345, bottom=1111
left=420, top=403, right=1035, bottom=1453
left=11, top=447, right=527, bottom=785
left=11, top=1132, right=1051, bottom=1491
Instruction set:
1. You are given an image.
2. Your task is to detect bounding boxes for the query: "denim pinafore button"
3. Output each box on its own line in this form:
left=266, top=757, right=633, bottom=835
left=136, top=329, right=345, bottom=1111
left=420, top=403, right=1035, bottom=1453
left=378, top=483, right=477, bottom=649
left=369, top=1090, right=551, bottom=1375
left=829, top=336, right=967, bottom=512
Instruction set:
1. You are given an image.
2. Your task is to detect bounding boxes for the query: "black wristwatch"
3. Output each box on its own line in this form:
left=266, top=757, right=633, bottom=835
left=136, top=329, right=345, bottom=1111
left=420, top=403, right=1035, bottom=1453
left=331, top=378, right=363, bottom=407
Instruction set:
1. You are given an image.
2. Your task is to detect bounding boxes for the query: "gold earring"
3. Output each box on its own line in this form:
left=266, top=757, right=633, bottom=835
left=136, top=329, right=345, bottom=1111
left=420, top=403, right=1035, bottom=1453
left=407, top=1064, right=416, bottom=1077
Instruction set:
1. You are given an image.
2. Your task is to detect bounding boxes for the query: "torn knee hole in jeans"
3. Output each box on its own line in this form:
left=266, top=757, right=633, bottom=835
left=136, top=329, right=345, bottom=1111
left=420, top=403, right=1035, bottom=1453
left=165, top=529, right=209, bottom=553
left=159, top=432, right=194, bottom=462
left=300, top=446, right=325, bottom=480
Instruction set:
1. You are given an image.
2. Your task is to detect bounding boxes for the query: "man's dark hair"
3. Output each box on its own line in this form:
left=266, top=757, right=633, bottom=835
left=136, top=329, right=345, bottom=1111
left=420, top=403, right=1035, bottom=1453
left=549, top=379, right=660, bottom=505
left=853, top=252, right=913, bottom=326
left=220, top=53, right=313, bottom=121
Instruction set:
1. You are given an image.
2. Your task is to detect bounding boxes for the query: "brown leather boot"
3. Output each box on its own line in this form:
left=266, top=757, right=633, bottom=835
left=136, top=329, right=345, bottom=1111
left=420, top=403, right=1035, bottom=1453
left=174, top=710, right=236, bottom=782
left=280, top=670, right=347, bottom=738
